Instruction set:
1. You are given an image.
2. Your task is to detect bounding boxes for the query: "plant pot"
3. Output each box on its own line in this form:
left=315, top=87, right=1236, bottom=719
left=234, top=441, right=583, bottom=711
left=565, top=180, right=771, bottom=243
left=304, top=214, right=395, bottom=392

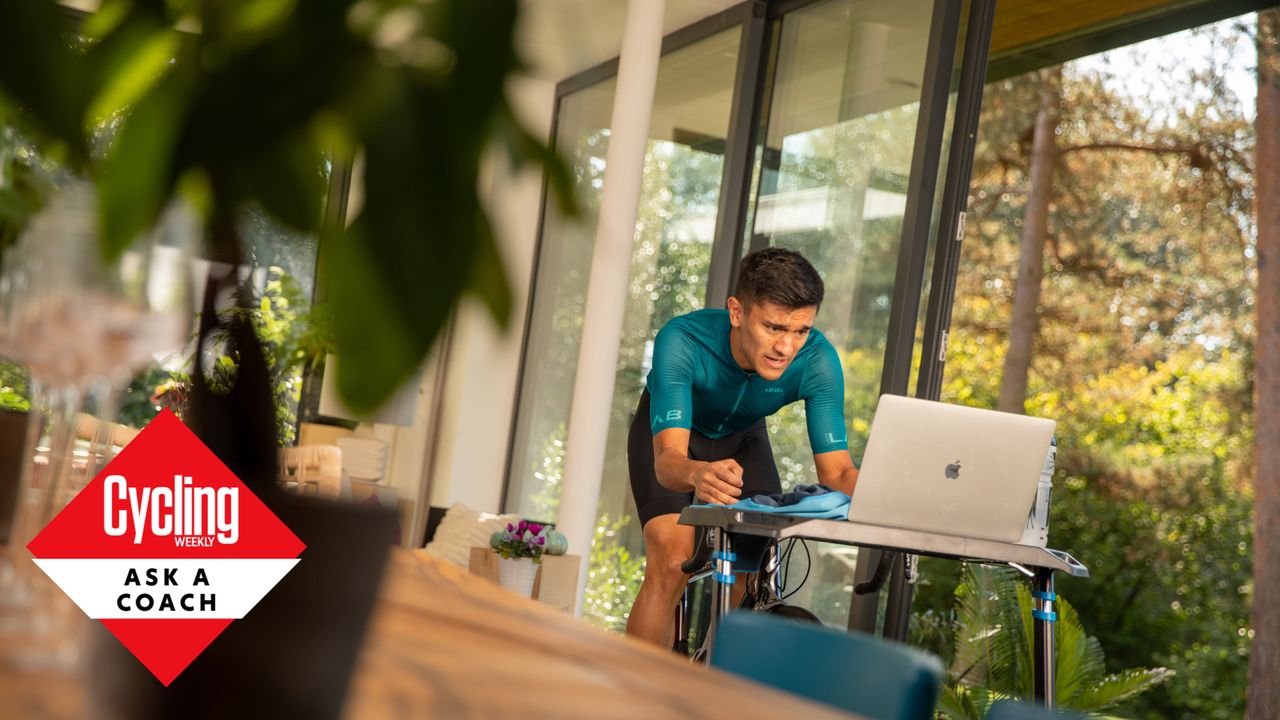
left=496, top=557, right=539, bottom=598
left=0, top=408, right=31, bottom=545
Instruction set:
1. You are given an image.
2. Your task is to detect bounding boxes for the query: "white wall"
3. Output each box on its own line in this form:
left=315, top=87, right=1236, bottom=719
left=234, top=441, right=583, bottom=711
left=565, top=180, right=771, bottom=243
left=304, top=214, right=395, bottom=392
left=321, top=150, right=446, bottom=546
left=367, top=349, right=444, bottom=546
left=426, top=75, right=558, bottom=513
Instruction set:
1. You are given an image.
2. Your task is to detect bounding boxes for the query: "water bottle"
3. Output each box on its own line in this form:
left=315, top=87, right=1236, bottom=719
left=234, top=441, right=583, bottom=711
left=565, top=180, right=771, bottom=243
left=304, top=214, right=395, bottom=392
left=1019, top=436, right=1055, bottom=547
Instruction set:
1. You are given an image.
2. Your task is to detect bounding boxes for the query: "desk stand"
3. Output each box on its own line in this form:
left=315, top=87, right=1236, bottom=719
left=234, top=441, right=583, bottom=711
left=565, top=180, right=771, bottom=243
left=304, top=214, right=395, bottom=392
left=1033, top=568, right=1056, bottom=705
left=679, top=506, right=1088, bottom=709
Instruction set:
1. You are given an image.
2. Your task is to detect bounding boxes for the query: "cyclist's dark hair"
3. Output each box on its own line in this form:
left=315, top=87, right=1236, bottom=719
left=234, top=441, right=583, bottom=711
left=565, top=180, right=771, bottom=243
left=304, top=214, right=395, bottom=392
left=733, top=247, right=824, bottom=310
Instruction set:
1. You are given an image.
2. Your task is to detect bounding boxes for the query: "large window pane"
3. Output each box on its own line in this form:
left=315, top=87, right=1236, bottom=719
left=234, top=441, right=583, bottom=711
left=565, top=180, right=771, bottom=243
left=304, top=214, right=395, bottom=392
left=745, top=0, right=936, bottom=628
left=596, top=28, right=741, bottom=593
left=505, top=28, right=741, bottom=629
left=505, top=79, right=614, bottom=521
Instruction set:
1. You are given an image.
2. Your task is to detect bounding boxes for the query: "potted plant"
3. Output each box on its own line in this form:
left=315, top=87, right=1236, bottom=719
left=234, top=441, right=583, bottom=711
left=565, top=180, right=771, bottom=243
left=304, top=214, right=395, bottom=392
left=490, top=520, right=548, bottom=598
left=0, top=362, right=31, bottom=543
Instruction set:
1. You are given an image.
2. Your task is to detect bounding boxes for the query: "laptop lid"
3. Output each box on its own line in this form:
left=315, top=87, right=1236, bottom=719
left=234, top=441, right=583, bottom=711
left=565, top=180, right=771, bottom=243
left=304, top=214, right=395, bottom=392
left=847, top=395, right=1055, bottom=543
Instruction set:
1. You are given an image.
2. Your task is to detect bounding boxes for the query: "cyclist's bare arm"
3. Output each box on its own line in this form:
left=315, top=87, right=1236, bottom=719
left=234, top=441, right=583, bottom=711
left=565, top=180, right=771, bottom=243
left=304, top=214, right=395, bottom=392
left=653, top=428, right=744, bottom=504
left=815, top=449, right=859, bottom=495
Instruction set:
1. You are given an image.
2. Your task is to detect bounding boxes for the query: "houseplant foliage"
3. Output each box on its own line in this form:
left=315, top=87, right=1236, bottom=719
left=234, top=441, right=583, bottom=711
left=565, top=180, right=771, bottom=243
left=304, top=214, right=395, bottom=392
left=0, top=0, right=573, bottom=414
left=115, top=266, right=330, bottom=446
left=490, top=519, right=548, bottom=563
left=938, top=565, right=1171, bottom=720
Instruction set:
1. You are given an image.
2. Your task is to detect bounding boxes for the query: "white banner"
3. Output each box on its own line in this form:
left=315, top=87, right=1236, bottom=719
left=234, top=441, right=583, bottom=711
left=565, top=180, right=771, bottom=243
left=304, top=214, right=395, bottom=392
left=34, top=558, right=299, bottom=619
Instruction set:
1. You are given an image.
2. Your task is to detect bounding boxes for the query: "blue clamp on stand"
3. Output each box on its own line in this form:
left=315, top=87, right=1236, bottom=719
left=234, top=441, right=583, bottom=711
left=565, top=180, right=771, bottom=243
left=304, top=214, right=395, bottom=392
left=1032, top=590, right=1057, bottom=601
left=712, top=550, right=736, bottom=584
left=1032, top=609, right=1057, bottom=622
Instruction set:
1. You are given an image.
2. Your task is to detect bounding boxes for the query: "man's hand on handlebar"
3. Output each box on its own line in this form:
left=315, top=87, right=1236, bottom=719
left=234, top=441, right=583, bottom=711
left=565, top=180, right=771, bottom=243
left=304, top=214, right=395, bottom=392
left=693, top=459, right=744, bottom=505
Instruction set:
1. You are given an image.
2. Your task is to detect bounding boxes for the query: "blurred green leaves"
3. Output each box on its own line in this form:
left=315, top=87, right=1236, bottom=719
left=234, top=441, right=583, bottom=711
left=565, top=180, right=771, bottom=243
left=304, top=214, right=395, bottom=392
left=0, top=2, right=89, bottom=159
left=97, top=69, right=190, bottom=259
left=0, top=0, right=574, bottom=413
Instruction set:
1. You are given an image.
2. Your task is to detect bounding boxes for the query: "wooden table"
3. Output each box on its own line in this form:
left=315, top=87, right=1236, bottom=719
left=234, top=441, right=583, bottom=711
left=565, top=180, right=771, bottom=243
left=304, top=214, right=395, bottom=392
left=343, top=550, right=857, bottom=718
left=1, top=550, right=858, bottom=719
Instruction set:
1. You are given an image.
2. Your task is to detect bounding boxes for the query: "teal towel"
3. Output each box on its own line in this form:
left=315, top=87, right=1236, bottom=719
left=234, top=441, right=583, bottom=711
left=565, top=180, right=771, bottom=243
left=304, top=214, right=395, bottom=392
left=698, top=491, right=852, bottom=519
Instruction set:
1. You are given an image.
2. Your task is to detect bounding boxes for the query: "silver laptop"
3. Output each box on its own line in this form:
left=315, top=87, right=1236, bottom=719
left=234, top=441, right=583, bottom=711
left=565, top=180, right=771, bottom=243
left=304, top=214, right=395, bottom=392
left=846, top=394, right=1055, bottom=543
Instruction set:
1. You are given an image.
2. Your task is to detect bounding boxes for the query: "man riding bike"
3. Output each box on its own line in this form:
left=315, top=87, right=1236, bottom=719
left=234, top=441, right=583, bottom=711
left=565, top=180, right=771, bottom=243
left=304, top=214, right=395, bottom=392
left=625, top=247, right=860, bottom=646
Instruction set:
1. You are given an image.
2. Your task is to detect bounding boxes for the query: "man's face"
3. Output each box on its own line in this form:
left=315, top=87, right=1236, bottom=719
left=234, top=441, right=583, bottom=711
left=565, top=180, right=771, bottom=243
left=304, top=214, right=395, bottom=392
left=727, top=297, right=817, bottom=381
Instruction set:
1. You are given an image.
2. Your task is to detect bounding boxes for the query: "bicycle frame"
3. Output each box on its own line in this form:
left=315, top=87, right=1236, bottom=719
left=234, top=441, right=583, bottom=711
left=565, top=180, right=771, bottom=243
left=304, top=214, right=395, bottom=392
left=674, top=528, right=785, bottom=661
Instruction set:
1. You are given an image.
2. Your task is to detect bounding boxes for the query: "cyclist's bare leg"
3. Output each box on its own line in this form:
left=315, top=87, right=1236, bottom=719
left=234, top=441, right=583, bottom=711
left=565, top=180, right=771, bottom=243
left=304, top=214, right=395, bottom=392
left=627, top=514, right=753, bottom=647
left=626, top=514, right=692, bottom=646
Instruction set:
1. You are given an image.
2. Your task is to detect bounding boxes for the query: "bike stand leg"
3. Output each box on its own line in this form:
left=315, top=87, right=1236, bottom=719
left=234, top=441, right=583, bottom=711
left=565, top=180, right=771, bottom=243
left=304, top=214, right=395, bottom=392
left=704, top=528, right=735, bottom=664
left=674, top=585, right=688, bottom=654
left=1032, top=569, right=1056, bottom=707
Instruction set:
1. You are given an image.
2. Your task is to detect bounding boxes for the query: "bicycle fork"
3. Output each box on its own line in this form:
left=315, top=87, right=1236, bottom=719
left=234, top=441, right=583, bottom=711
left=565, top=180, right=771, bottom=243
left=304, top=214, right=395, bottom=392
left=752, top=537, right=784, bottom=607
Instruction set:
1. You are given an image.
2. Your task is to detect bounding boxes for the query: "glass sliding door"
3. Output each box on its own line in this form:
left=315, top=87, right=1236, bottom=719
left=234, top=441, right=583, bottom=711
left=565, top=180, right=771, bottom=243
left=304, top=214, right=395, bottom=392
left=506, top=30, right=741, bottom=632
left=506, top=80, right=615, bottom=522
left=743, top=0, right=940, bottom=627
left=592, top=30, right=743, bottom=625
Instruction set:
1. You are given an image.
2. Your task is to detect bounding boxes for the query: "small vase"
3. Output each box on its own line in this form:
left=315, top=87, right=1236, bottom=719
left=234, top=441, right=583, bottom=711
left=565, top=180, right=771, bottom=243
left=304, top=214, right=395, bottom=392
left=496, top=557, right=539, bottom=598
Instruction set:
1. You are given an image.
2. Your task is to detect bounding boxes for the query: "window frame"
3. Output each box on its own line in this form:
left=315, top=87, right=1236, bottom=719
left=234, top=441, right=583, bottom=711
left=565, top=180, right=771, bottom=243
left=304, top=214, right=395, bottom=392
left=504, top=0, right=988, bottom=638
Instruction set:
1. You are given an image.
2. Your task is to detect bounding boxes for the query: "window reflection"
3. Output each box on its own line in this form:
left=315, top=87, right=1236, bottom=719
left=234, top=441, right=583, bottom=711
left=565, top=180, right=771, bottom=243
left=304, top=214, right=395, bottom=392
left=745, top=0, right=935, bottom=627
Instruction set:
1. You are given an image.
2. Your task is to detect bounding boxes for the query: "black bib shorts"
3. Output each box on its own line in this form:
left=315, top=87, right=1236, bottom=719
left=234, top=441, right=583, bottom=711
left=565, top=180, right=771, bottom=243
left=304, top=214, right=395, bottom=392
left=628, top=389, right=783, bottom=528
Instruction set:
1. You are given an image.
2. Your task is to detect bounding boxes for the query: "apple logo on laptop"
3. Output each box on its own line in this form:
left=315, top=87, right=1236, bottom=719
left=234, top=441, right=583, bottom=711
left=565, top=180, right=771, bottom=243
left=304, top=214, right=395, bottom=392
left=945, top=460, right=961, bottom=479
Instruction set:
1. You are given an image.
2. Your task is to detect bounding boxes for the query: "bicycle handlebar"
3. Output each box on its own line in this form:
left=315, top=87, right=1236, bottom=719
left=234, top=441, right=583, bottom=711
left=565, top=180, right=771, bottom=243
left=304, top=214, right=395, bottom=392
left=680, top=527, right=714, bottom=575
left=854, top=551, right=896, bottom=595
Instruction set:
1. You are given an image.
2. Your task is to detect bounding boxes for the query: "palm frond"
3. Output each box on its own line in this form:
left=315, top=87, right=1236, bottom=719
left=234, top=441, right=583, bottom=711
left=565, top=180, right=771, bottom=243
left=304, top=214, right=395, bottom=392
left=951, top=565, right=1022, bottom=691
left=1011, top=584, right=1036, bottom=696
left=936, top=684, right=982, bottom=720
left=1071, top=667, right=1175, bottom=712
left=1045, top=592, right=1107, bottom=702
left=943, top=566, right=1168, bottom=717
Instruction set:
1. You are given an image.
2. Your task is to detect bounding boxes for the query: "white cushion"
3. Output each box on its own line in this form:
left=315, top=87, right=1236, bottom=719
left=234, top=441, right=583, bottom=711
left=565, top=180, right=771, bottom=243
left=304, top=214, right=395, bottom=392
left=423, top=503, right=521, bottom=568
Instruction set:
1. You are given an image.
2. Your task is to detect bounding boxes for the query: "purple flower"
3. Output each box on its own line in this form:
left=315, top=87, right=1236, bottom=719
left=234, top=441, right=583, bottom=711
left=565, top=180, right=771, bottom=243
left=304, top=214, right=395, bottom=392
left=536, top=536, right=545, bottom=545
left=517, top=519, right=528, bottom=532
left=506, top=523, right=515, bottom=533
left=528, top=522, right=543, bottom=535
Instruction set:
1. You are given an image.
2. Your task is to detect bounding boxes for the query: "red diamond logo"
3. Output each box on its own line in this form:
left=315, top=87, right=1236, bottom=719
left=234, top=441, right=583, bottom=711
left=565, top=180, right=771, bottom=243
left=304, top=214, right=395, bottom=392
left=28, top=409, right=305, bottom=685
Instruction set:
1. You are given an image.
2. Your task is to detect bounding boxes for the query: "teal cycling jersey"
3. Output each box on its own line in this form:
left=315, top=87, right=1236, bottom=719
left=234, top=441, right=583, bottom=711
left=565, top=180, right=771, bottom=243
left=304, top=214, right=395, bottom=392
left=645, top=308, right=849, bottom=454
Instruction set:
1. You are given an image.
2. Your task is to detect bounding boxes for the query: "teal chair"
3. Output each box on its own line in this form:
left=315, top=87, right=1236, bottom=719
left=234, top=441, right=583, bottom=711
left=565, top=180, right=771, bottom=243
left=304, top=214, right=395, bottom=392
left=710, top=611, right=944, bottom=720
left=986, top=700, right=1086, bottom=719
